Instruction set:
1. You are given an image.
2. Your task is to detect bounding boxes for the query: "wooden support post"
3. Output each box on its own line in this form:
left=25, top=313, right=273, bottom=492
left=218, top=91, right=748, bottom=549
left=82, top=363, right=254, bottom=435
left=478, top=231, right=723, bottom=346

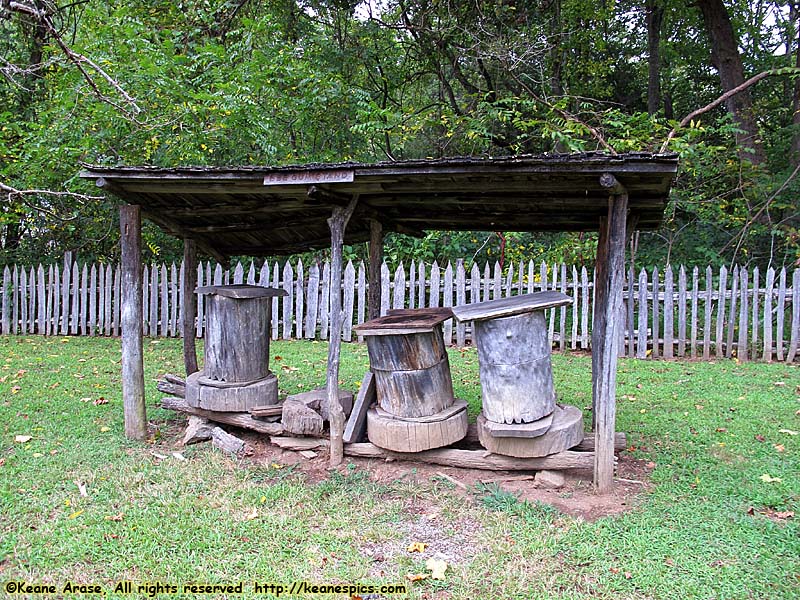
left=368, top=219, right=383, bottom=321
left=327, top=196, right=359, bottom=467
left=120, top=205, right=147, bottom=440
left=182, top=238, right=199, bottom=375
left=593, top=174, right=628, bottom=494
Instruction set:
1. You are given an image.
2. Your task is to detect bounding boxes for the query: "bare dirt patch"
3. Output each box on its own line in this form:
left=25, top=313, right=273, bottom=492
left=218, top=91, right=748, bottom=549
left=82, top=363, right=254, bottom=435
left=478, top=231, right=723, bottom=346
left=237, top=431, right=650, bottom=521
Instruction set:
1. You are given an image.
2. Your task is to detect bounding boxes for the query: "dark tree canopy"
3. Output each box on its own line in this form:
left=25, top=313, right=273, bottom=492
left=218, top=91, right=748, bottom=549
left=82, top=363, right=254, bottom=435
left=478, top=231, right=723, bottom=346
left=1, top=0, right=798, bottom=269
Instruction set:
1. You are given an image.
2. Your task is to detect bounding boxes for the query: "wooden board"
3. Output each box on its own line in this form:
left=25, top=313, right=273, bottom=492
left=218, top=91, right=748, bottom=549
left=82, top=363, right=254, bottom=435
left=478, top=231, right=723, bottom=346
left=451, top=291, right=572, bottom=322
left=477, top=405, right=584, bottom=458
left=354, top=307, right=454, bottom=335
left=343, top=371, right=376, bottom=443
left=367, top=403, right=467, bottom=452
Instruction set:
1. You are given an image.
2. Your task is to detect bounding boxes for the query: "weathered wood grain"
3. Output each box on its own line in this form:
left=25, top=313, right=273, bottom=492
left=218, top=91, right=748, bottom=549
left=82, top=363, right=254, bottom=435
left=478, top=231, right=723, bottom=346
left=663, top=265, right=674, bottom=358
left=295, top=258, right=304, bottom=339
left=473, top=311, right=555, bottom=424
left=592, top=187, right=627, bottom=493
left=366, top=400, right=468, bottom=452
left=452, top=291, right=571, bottom=322
left=763, top=267, right=775, bottom=361
left=344, top=371, right=376, bottom=444
left=120, top=205, right=147, bottom=440
left=282, top=399, right=324, bottom=436
left=678, top=265, right=687, bottom=357
left=716, top=265, right=727, bottom=358
left=477, top=405, right=584, bottom=458
left=738, top=267, right=749, bottom=361
left=161, top=395, right=283, bottom=435
left=343, top=260, right=355, bottom=341
left=182, top=239, right=199, bottom=375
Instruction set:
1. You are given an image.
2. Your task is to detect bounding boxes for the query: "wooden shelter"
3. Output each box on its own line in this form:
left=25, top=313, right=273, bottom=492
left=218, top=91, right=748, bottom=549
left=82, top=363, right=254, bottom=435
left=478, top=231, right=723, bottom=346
left=81, top=152, right=679, bottom=493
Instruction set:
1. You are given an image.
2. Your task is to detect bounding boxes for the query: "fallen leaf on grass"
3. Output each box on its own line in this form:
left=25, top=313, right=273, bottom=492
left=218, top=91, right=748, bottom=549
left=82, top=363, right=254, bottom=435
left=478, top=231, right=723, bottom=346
left=14, top=435, right=31, bottom=443
left=405, top=573, right=429, bottom=582
left=407, top=542, right=427, bottom=553
left=715, top=428, right=728, bottom=433
left=10, top=386, right=20, bottom=394
left=426, top=558, right=448, bottom=580
left=0, top=458, right=5, bottom=467
left=779, top=429, right=798, bottom=436
left=68, top=510, right=84, bottom=519
left=93, top=397, right=108, bottom=405
left=74, top=481, right=88, bottom=497
left=100, top=426, right=110, bottom=432
left=245, top=507, right=258, bottom=520
left=759, top=474, right=782, bottom=483
left=775, top=511, right=795, bottom=520
left=774, top=444, right=785, bottom=452
left=773, top=381, right=786, bottom=386
left=171, top=452, right=187, bottom=461
left=281, top=365, right=299, bottom=372
left=754, top=434, right=766, bottom=442
left=105, top=513, right=124, bottom=522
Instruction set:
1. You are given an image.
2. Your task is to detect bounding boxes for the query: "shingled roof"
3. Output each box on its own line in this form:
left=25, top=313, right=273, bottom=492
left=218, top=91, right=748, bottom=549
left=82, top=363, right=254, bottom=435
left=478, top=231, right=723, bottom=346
left=81, top=152, right=678, bottom=260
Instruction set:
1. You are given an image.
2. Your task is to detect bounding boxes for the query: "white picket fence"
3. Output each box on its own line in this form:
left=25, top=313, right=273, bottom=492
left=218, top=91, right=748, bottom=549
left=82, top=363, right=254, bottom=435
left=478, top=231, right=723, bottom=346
left=1, top=256, right=798, bottom=362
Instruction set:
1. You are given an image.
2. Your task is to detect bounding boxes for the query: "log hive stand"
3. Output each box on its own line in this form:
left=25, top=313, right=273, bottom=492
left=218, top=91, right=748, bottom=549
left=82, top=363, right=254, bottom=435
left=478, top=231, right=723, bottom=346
left=453, top=292, right=585, bottom=458
left=185, top=285, right=286, bottom=411
left=354, top=308, right=468, bottom=452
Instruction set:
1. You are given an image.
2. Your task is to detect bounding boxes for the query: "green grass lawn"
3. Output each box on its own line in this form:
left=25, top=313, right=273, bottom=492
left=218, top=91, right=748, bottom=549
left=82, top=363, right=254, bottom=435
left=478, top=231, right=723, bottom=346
left=1, top=335, right=798, bottom=599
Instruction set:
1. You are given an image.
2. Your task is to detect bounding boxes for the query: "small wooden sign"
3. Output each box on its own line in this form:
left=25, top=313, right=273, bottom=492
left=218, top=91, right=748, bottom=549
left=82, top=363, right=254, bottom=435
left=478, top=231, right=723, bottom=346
left=263, top=169, right=354, bottom=186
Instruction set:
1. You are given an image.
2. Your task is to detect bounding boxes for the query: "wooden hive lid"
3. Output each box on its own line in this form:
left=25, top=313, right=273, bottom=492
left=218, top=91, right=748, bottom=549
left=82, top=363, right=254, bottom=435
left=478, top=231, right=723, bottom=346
left=451, top=291, right=572, bottom=322
left=354, top=307, right=454, bottom=335
left=194, top=284, right=287, bottom=299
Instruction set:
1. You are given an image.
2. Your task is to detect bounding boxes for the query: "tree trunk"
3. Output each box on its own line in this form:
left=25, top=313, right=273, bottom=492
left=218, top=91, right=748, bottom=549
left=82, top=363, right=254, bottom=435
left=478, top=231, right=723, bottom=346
left=790, top=5, right=800, bottom=166
left=646, top=0, right=664, bottom=115
left=696, top=0, right=764, bottom=165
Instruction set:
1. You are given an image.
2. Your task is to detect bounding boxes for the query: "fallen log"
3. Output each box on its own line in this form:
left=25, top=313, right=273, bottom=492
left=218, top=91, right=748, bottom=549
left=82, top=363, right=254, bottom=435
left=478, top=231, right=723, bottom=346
left=282, top=400, right=324, bottom=436
left=160, top=396, right=283, bottom=436
left=211, top=426, right=247, bottom=456
left=157, top=374, right=186, bottom=399
left=182, top=415, right=213, bottom=445
left=271, top=437, right=600, bottom=470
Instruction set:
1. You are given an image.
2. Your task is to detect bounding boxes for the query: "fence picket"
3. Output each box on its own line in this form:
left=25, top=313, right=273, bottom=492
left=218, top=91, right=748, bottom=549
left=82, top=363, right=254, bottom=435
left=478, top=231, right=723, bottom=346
left=282, top=261, right=293, bottom=340
left=776, top=268, right=786, bottom=361
left=171, top=263, right=179, bottom=337
left=343, top=261, right=355, bottom=342
left=726, top=266, right=739, bottom=359
left=430, top=261, right=441, bottom=308
left=443, top=262, right=453, bottom=345
left=0, top=255, right=796, bottom=364
left=763, top=267, right=775, bottom=361
left=306, top=263, right=320, bottom=339
left=702, top=266, right=712, bottom=360
left=381, top=262, right=390, bottom=316
left=38, top=265, right=47, bottom=335
left=751, top=266, right=760, bottom=352
left=571, top=266, right=579, bottom=350
left=664, top=265, right=674, bottom=359
left=678, top=266, right=687, bottom=357
left=89, top=264, right=97, bottom=336
left=295, top=259, right=304, bottom=339
left=393, top=263, right=406, bottom=309
left=715, top=265, right=727, bottom=358
left=456, top=260, right=466, bottom=347
left=738, top=267, right=749, bottom=361
left=637, top=269, right=648, bottom=358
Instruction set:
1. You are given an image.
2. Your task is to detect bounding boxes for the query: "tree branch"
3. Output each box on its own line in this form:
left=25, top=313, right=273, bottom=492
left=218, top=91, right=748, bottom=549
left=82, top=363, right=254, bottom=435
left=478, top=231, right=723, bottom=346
left=659, top=69, right=798, bottom=153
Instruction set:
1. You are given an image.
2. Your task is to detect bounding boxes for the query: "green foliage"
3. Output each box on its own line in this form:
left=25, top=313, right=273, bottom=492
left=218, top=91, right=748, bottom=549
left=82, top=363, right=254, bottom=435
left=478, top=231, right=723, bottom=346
left=1, top=0, right=799, bottom=268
